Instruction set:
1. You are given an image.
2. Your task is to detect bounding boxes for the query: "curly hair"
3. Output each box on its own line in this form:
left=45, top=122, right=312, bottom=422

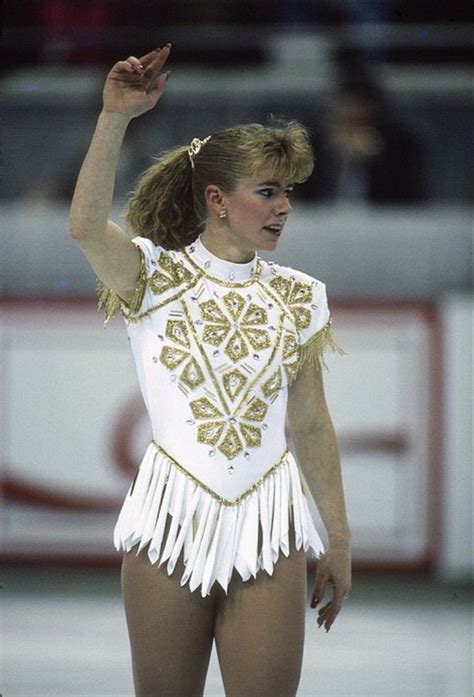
left=125, top=119, right=314, bottom=250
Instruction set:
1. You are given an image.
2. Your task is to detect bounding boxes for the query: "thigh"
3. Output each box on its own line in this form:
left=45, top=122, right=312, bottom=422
left=120, top=514, right=217, bottom=697
left=214, top=530, right=308, bottom=697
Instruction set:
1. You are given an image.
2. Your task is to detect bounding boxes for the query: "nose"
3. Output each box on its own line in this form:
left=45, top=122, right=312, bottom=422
left=275, top=193, right=293, bottom=215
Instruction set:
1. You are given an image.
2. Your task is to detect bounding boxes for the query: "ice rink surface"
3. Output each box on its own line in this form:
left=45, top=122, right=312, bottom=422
left=1, top=568, right=472, bottom=697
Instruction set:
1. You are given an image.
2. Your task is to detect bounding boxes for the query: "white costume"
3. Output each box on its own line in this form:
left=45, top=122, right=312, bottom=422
left=98, top=234, right=344, bottom=597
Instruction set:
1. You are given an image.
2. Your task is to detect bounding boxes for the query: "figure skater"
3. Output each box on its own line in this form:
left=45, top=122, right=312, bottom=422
left=69, top=44, right=352, bottom=697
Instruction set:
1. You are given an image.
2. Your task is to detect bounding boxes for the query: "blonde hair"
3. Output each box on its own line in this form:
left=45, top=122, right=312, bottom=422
left=126, top=119, right=314, bottom=250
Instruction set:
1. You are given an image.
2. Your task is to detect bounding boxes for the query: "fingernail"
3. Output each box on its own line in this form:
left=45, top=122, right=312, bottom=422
left=165, top=71, right=171, bottom=80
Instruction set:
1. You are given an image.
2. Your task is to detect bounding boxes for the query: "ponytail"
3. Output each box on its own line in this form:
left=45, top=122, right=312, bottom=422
left=126, top=145, right=201, bottom=250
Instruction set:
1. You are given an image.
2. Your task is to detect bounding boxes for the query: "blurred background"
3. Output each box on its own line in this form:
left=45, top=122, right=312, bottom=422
left=1, top=1, right=472, bottom=696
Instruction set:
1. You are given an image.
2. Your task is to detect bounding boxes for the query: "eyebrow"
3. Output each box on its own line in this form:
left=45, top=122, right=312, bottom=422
left=256, top=181, right=294, bottom=188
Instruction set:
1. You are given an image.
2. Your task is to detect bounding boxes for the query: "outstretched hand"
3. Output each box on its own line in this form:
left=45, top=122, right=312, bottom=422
left=310, top=542, right=352, bottom=633
left=102, top=45, right=172, bottom=119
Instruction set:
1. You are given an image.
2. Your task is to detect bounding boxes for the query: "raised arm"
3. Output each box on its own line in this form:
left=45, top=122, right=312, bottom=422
left=69, top=45, right=171, bottom=306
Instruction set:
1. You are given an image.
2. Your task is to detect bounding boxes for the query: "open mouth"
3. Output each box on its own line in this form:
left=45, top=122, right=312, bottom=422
left=263, top=225, right=283, bottom=237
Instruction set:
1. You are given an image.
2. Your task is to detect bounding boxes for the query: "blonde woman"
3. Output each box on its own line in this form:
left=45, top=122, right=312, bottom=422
left=70, top=44, right=352, bottom=697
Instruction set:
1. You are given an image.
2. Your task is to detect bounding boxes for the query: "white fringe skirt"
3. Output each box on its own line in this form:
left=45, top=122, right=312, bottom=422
left=113, top=441, right=325, bottom=597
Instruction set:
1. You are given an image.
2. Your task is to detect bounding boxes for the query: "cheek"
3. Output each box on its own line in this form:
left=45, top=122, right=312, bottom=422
left=242, top=198, right=268, bottom=221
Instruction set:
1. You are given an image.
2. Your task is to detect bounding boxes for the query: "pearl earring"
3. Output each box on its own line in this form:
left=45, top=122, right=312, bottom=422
left=219, top=209, right=227, bottom=219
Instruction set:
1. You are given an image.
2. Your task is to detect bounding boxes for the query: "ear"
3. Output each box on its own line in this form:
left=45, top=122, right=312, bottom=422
left=204, top=184, right=226, bottom=216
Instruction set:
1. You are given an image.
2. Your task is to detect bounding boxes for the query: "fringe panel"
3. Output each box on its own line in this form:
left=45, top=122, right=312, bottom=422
left=114, top=443, right=325, bottom=597
left=297, top=318, right=347, bottom=372
left=96, top=244, right=147, bottom=326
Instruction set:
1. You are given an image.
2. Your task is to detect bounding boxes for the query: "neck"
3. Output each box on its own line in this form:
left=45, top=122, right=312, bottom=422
left=200, top=228, right=255, bottom=264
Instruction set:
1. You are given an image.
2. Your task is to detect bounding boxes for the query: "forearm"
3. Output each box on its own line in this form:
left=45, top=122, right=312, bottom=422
left=291, top=419, right=351, bottom=546
left=69, top=110, right=131, bottom=240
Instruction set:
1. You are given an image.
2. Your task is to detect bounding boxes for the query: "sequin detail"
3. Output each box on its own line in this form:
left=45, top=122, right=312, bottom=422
left=199, top=291, right=270, bottom=364
left=269, top=274, right=313, bottom=330
left=97, top=244, right=147, bottom=325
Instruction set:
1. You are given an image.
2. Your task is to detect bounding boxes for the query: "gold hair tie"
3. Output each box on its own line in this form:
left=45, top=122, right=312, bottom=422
left=188, top=136, right=211, bottom=169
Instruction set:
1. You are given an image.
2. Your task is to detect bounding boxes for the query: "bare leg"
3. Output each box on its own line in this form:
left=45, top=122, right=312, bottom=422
left=214, top=528, right=308, bottom=697
left=120, top=514, right=219, bottom=697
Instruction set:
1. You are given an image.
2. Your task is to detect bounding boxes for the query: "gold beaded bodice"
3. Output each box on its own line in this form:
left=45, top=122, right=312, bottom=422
left=97, top=235, right=343, bottom=496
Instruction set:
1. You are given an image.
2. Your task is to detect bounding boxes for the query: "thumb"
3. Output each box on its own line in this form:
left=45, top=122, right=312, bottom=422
left=147, top=71, right=171, bottom=99
left=311, top=565, right=328, bottom=608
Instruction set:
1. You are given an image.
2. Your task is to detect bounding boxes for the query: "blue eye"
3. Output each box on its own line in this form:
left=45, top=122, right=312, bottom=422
left=258, top=188, right=274, bottom=197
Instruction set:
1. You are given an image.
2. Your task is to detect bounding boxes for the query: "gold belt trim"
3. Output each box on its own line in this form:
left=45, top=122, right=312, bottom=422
left=151, top=439, right=289, bottom=507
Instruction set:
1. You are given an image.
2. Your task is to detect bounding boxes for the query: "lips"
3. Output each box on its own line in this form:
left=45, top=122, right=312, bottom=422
left=263, top=224, right=284, bottom=236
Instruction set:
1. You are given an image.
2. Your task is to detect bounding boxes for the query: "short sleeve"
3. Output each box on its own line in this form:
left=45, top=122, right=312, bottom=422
left=96, top=236, right=161, bottom=326
left=297, top=278, right=346, bottom=371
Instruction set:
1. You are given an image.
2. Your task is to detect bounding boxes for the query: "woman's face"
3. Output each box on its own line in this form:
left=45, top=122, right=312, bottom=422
left=205, top=172, right=294, bottom=258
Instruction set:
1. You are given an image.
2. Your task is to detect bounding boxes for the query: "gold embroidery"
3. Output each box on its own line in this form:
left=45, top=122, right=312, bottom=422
left=151, top=440, right=289, bottom=506
left=291, top=305, right=311, bottom=331
left=283, top=333, right=299, bottom=359
left=200, top=299, right=228, bottom=324
left=242, top=327, right=271, bottom=351
left=233, top=311, right=285, bottom=415
left=159, top=345, right=189, bottom=370
left=241, top=304, right=268, bottom=325
left=180, top=358, right=205, bottom=389
left=223, top=291, right=246, bottom=320
left=197, top=421, right=225, bottom=446
left=149, top=252, right=193, bottom=295
left=268, top=275, right=291, bottom=303
left=261, top=368, right=282, bottom=398
left=124, top=274, right=202, bottom=323
left=222, top=369, right=248, bottom=401
left=200, top=291, right=270, bottom=364
left=165, top=319, right=190, bottom=348
left=289, top=281, right=312, bottom=305
left=181, top=300, right=231, bottom=414
left=190, top=396, right=223, bottom=419
left=242, top=397, right=268, bottom=422
left=240, top=423, right=262, bottom=448
left=225, top=331, right=249, bottom=362
left=269, top=274, right=314, bottom=331
left=97, top=244, right=147, bottom=325
left=219, top=426, right=243, bottom=460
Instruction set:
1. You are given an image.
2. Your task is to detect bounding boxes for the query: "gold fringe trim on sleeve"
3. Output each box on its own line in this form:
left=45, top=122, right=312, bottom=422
left=298, top=317, right=347, bottom=372
left=96, top=245, right=147, bottom=326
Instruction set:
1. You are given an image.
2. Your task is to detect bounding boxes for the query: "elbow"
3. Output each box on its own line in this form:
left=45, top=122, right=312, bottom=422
left=69, top=224, right=83, bottom=240
left=68, top=211, right=83, bottom=240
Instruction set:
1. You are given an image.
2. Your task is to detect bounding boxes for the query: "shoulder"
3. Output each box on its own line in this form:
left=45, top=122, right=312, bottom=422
left=130, top=235, right=162, bottom=266
left=259, top=258, right=330, bottom=342
left=131, top=237, right=190, bottom=275
left=260, top=258, right=327, bottom=303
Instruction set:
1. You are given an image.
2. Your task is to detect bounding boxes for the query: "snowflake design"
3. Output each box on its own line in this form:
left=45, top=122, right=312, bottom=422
left=190, top=395, right=268, bottom=460
left=199, top=291, right=271, bottom=362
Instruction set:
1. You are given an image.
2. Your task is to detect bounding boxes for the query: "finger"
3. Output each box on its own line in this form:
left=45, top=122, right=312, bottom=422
left=146, top=70, right=170, bottom=97
left=144, top=52, right=171, bottom=88
left=125, top=56, right=145, bottom=73
left=311, top=574, right=329, bottom=608
left=318, top=601, right=343, bottom=632
left=140, top=43, right=172, bottom=70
